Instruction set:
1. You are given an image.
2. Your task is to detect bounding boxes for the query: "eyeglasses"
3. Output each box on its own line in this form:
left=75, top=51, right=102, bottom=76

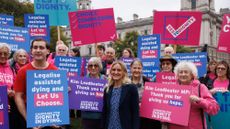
left=88, top=64, right=99, bottom=68
left=217, top=67, right=226, bottom=71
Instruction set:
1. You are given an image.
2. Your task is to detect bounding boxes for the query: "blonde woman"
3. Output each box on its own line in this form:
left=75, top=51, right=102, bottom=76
left=103, top=61, right=139, bottom=129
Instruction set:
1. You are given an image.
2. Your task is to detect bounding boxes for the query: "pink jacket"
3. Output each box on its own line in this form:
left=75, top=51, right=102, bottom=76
left=0, top=61, right=15, bottom=90
left=169, top=80, right=219, bottom=129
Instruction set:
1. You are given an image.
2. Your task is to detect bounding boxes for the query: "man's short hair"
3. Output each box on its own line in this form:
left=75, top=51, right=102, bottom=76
left=97, top=45, right=105, bottom=51
left=30, top=38, right=50, bottom=50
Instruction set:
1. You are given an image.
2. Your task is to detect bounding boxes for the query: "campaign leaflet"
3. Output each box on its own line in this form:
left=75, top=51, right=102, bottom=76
left=0, top=86, right=9, bottom=129
left=140, top=82, right=191, bottom=126
left=27, top=70, right=69, bottom=127
left=138, top=34, right=160, bottom=79
left=68, top=77, right=107, bottom=112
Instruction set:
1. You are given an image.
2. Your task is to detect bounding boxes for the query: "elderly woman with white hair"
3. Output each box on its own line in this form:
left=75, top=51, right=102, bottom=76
left=167, top=61, right=219, bottom=129
left=0, top=43, right=20, bottom=129
left=11, top=49, right=29, bottom=73
left=81, top=57, right=106, bottom=129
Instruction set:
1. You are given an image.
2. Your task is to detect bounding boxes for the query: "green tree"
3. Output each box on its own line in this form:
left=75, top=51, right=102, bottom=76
left=50, top=26, right=68, bottom=52
left=176, top=45, right=194, bottom=53
left=113, top=31, right=139, bottom=58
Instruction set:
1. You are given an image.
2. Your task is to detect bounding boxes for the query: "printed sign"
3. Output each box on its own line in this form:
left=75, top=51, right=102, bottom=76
left=68, top=77, right=107, bottom=112
left=153, top=11, right=202, bottom=46
left=156, top=72, right=176, bottom=85
left=119, top=58, right=134, bottom=76
left=172, top=52, right=207, bottom=77
left=0, top=86, right=9, bottom=129
left=206, top=93, right=230, bottom=129
left=0, top=14, right=14, bottom=26
left=34, top=0, right=77, bottom=26
left=138, top=34, right=161, bottom=79
left=69, top=8, right=116, bottom=46
left=55, top=56, right=82, bottom=77
left=27, top=70, right=69, bottom=127
left=24, top=14, right=50, bottom=43
left=217, top=14, right=230, bottom=53
left=0, top=25, right=30, bottom=51
left=140, top=82, right=191, bottom=126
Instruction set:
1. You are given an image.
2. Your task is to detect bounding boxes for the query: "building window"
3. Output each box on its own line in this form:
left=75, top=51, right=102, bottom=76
left=191, top=0, right=196, bottom=9
left=118, top=33, right=121, bottom=39
left=88, top=45, right=92, bottom=55
left=144, top=30, right=148, bottom=35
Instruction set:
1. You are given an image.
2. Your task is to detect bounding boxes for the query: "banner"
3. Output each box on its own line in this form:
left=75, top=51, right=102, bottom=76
left=156, top=72, right=176, bottom=85
left=0, top=25, right=30, bottom=51
left=0, top=14, right=14, bottom=26
left=24, top=14, right=50, bottom=43
left=138, top=34, right=161, bottom=79
left=153, top=11, right=202, bottom=46
left=0, top=86, right=9, bottom=129
left=55, top=56, right=82, bottom=77
left=27, top=70, right=69, bottom=127
left=206, top=93, right=230, bottom=129
left=172, top=52, right=207, bottom=77
left=34, top=0, right=77, bottom=26
left=217, top=14, right=230, bottom=53
left=140, top=82, right=191, bottom=126
left=119, top=58, right=134, bottom=76
left=68, top=77, right=107, bottom=112
left=69, top=8, right=116, bottom=46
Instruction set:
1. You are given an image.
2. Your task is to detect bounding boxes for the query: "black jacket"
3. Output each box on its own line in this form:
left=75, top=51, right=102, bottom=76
left=103, top=84, right=140, bottom=129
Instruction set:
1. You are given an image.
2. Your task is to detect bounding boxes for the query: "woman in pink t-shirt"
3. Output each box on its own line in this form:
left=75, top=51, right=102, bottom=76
left=209, top=60, right=230, bottom=94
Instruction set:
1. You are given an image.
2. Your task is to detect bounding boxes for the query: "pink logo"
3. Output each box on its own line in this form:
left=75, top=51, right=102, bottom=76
left=153, top=11, right=202, bottom=46
left=34, top=92, right=64, bottom=107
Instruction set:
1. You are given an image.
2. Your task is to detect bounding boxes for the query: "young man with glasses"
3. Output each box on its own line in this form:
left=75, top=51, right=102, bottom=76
left=14, top=39, right=59, bottom=129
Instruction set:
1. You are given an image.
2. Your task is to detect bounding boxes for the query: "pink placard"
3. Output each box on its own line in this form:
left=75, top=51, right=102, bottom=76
left=156, top=72, right=176, bottom=85
left=217, top=14, right=230, bottom=53
left=153, top=11, right=202, bottom=46
left=140, top=82, right=191, bottom=126
left=69, top=8, right=117, bottom=46
left=0, top=111, right=4, bottom=125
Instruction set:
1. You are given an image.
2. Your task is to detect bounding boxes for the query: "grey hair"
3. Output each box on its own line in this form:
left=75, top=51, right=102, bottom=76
left=174, top=61, right=198, bottom=78
left=164, top=46, right=174, bottom=54
left=0, top=43, right=11, bottom=56
left=13, top=49, right=28, bottom=61
left=55, top=44, right=69, bottom=52
left=87, top=57, right=103, bottom=71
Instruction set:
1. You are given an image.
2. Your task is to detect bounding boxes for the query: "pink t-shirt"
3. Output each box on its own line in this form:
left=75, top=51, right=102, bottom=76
left=213, top=79, right=229, bottom=90
left=208, top=73, right=216, bottom=80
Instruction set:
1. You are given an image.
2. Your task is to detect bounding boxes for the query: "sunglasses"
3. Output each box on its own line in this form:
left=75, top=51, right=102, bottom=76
left=217, top=67, right=226, bottom=71
left=88, top=64, right=99, bottom=68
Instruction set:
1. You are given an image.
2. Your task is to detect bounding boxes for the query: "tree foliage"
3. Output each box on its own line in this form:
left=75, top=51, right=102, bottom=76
left=0, top=0, right=34, bottom=26
left=113, top=31, right=139, bottom=58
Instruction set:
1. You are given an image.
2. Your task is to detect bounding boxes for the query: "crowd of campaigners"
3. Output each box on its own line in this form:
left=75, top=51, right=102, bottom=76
left=0, top=38, right=229, bottom=129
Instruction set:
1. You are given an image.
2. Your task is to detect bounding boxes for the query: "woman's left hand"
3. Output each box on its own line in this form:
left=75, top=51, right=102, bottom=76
left=189, top=95, right=200, bottom=103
